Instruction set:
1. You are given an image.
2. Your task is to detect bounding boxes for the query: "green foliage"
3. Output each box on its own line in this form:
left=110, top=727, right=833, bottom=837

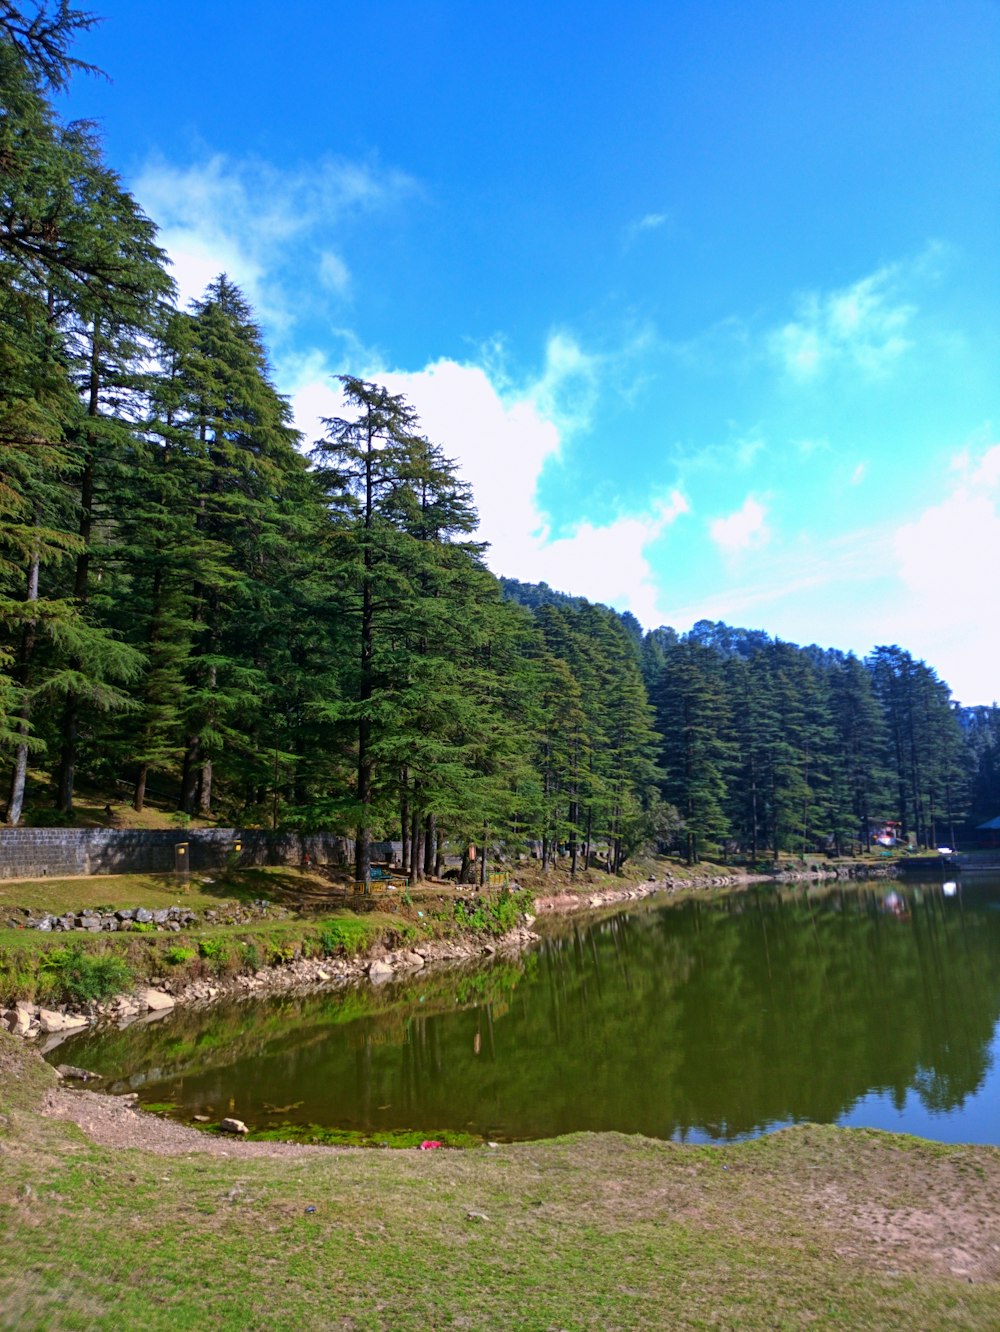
left=164, top=945, right=196, bottom=966
left=453, top=887, right=527, bottom=936
left=40, top=944, right=131, bottom=1004
left=197, top=938, right=226, bottom=964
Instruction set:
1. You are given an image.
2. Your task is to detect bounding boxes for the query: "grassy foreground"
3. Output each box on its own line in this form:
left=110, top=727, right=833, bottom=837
left=1, top=1036, right=999, bottom=1330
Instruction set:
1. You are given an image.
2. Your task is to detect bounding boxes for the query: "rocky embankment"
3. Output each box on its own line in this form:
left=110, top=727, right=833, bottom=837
left=2, top=922, right=540, bottom=1050
left=535, top=860, right=894, bottom=915
left=4, top=899, right=281, bottom=934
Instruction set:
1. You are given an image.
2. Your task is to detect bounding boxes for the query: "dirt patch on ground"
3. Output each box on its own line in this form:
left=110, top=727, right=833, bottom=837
left=821, top=1166, right=1000, bottom=1283
left=41, top=1085, right=334, bottom=1158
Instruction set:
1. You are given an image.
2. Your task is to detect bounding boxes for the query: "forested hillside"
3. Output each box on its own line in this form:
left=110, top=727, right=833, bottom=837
left=1, top=5, right=997, bottom=874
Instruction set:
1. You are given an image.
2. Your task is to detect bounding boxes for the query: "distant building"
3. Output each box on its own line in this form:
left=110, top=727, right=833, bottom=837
left=971, top=816, right=1000, bottom=850
left=867, top=819, right=904, bottom=848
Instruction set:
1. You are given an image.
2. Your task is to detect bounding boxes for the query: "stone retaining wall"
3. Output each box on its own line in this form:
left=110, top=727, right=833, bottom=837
left=0, top=827, right=350, bottom=881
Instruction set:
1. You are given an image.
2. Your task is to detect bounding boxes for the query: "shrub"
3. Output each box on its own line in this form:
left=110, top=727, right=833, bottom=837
left=42, top=945, right=132, bottom=1005
left=240, top=942, right=260, bottom=970
left=454, top=887, right=531, bottom=936
left=319, top=924, right=344, bottom=956
left=165, top=946, right=197, bottom=966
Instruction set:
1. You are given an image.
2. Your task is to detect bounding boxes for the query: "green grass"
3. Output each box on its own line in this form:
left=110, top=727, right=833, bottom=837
left=0, top=910, right=416, bottom=1004
left=0, top=866, right=339, bottom=917
left=0, top=1034, right=998, bottom=1330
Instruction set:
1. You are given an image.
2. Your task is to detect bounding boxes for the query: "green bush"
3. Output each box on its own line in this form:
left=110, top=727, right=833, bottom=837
left=240, top=942, right=260, bottom=970
left=41, top=945, right=132, bottom=1005
left=319, top=924, right=344, bottom=956
left=454, top=887, right=530, bottom=936
left=165, top=946, right=197, bottom=966
left=198, top=938, right=225, bottom=962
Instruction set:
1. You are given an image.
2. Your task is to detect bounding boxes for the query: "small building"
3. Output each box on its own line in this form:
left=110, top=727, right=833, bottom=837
left=971, top=816, right=1000, bottom=850
left=866, top=819, right=904, bottom=848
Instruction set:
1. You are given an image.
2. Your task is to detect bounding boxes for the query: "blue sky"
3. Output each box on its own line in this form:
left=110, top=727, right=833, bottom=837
left=64, top=0, right=1000, bottom=703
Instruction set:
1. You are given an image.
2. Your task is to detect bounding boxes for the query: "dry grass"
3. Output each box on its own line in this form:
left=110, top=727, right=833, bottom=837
left=1, top=1034, right=998, bottom=1331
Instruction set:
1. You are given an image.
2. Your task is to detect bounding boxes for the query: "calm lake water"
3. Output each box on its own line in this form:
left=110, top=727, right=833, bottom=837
left=54, top=876, right=1000, bottom=1146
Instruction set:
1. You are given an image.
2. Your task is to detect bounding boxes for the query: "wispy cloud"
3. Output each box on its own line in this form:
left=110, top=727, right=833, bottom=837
left=318, top=251, right=351, bottom=296
left=768, top=261, right=918, bottom=382
left=135, top=151, right=417, bottom=329
left=670, top=428, right=766, bottom=477
left=624, top=210, right=673, bottom=245
left=708, top=495, right=771, bottom=555
left=660, top=432, right=1000, bottom=704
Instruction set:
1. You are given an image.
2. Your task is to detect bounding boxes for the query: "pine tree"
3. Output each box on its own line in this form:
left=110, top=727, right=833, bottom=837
left=312, top=377, right=487, bottom=885
left=653, top=640, right=732, bottom=863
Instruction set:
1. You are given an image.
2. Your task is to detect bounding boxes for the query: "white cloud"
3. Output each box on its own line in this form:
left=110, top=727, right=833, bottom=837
left=525, top=330, right=603, bottom=437
left=769, top=262, right=916, bottom=382
left=849, top=462, right=867, bottom=486
left=793, top=436, right=829, bottom=459
left=135, top=152, right=415, bottom=323
left=319, top=251, right=350, bottom=295
left=887, top=441, right=1000, bottom=702
left=662, top=438, right=1000, bottom=705
left=708, top=496, right=771, bottom=556
left=284, top=340, right=689, bottom=626
left=624, top=211, right=672, bottom=245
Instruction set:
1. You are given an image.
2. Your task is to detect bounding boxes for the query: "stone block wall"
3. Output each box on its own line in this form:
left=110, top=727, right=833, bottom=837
left=0, top=827, right=350, bottom=881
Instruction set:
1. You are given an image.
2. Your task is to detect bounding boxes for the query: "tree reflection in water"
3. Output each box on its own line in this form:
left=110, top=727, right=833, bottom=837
left=58, top=877, right=1000, bottom=1146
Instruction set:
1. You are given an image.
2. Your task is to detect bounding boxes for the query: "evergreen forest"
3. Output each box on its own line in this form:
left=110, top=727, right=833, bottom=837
left=2, top=5, right=998, bottom=878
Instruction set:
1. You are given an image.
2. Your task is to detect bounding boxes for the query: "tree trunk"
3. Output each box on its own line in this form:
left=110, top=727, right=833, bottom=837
left=180, top=736, right=200, bottom=814
left=134, top=765, right=148, bottom=813
left=198, top=758, right=213, bottom=816
left=568, top=794, right=578, bottom=878
left=55, top=322, right=101, bottom=816
left=55, top=696, right=77, bottom=815
left=399, top=767, right=409, bottom=874
left=410, top=809, right=423, bottom=884
left=5, top=552, right=40, bottom=825
left=423, top=813, right=435, bottom=878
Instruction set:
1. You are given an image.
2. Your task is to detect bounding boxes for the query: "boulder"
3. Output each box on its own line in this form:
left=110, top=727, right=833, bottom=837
left=219, top=1117, right=248, bottom=1134
left=37, top=1009, right=88, bottom=1034
left=368, top=959, right=394, bottom=983
left=141, top=989, right=175, bottom=1012
left=5, top=1004, right=33, bottom=1037
left=56, top=1064, right=101, bottom=1082
left=396, top=951, right=425, bottom=970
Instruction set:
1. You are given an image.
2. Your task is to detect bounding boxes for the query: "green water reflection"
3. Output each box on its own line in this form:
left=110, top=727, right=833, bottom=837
left=58, top=877, right=1000, bottom=1144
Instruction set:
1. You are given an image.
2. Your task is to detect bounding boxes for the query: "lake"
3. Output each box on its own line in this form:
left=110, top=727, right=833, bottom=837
left=53, top=875, right=1000, bottom=1146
